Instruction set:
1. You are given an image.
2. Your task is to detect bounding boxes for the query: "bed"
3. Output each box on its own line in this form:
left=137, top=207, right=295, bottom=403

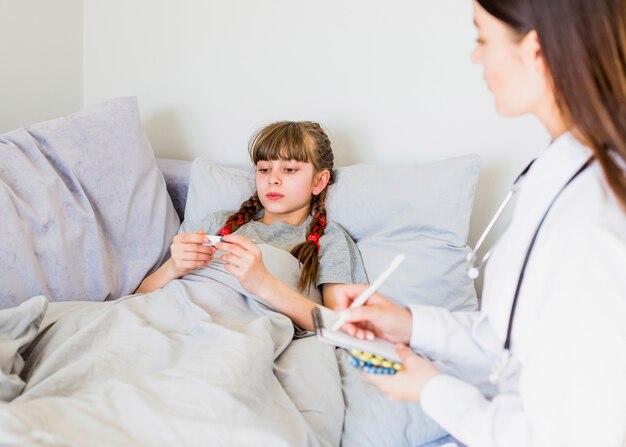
left=0, top=97, right=479, bottom=447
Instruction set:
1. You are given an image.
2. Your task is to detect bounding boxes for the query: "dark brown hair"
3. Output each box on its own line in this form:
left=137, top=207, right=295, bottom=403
left=219, top=121, right=335, bottom=292
left=478, top=0, right=626, bottom=211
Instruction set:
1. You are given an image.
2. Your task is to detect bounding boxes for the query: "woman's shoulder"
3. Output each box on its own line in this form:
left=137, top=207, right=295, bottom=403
left=542, top=164, right=626, bottom=274
left=557, top=161, right=626, bottom=233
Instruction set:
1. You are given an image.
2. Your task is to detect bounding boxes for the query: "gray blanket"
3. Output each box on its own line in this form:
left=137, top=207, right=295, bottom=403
left=0, top=245, right=344, bottom=446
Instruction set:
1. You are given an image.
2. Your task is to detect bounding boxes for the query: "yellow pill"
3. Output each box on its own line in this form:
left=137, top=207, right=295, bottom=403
left=351, top=349, right=362, bottom=356
left=393, top=363, right=403, bottom=370
left=370, top=358, right=381, bottom=366
left=374, top=355, right=384, bottom=362
left=382, top=361, right=392, bottom=368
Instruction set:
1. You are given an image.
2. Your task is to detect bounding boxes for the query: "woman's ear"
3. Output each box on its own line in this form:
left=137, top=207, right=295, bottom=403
left=521, top=30, right=546, bottom=76
left=312, top=170, right=331, bottom=196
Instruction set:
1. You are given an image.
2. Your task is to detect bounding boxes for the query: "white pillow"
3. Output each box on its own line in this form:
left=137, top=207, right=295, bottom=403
left=180, top=161, right=255, bottom=234
left=182, top=155, right=480, bottom=311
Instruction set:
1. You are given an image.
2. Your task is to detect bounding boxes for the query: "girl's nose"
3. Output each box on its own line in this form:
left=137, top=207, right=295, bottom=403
left=268, top=173, right=281, bottom=185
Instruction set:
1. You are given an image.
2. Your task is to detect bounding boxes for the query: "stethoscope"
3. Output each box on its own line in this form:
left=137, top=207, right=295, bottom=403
left=466, top=158, right=537, bottom=280
left=466, top=156, right=594, bottom=384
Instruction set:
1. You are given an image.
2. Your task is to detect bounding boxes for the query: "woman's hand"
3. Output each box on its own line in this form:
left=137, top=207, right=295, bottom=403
left=216, top=235, right=273, bottom=296
left=333, top=284, right=413, bottom=344
left=168, top=230, right=216, bottom=278
left=367, top=344, right=439, bottom=403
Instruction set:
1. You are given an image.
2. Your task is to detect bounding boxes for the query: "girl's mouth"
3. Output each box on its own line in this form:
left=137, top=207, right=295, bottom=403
left=266, top=193, right=284, bottom=201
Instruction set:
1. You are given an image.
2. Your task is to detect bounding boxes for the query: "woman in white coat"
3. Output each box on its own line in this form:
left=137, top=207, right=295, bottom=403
left=334, top=1, right=626, bottom=446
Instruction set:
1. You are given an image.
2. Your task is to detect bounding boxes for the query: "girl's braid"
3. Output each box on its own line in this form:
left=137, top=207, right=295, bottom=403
left=291, top=189, right=329, bottom=292
left=219, top=194, right=263, bottom=236
left=305, top=190, right=329, bottom=251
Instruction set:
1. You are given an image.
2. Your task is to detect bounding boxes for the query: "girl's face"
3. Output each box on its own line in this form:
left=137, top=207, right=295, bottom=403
left=470, top=1, right=549, bottom=117
left=255, top=159, right=330, bottom=226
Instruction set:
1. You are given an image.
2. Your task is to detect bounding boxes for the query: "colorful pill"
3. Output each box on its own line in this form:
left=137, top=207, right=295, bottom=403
left=348, top=350, right=402, bottom=375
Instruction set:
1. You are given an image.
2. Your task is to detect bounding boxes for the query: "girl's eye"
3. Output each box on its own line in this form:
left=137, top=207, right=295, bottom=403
left=258, top=168, right=269, bottom=174
left=284, top=168, right=297, bottom=174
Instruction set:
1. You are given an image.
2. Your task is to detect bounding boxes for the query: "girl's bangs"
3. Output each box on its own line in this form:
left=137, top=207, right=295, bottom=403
left=251, top=124, right=312, bottom=163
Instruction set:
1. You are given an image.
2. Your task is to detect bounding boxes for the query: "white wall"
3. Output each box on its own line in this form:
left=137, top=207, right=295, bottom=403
left=83, top=0, right=550, bottom=251
left=0, top=0, right=553, bottom=292
left=0, top=0, right=83, bottom=133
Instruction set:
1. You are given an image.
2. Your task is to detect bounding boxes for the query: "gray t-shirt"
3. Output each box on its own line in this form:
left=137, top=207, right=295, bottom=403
left=196, top=210, right=368, bottom=287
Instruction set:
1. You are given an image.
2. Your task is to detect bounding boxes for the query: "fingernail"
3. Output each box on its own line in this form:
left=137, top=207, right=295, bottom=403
left=366, top=332, right=374, bottom=341
left=204, top=236, right=210, bottom=243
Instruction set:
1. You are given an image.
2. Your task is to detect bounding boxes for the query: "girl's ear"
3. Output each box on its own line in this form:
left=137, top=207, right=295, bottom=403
left=312, top=169, right=331, bottom=196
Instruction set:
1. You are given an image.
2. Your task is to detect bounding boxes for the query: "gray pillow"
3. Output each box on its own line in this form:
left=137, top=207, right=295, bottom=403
left=327, top=159, right=480, bottom=311
left=182, top=155, right=480, bottom=311
left=180, top=160, right=256, bottom=234
left=0, top=97, right=180, bottom=309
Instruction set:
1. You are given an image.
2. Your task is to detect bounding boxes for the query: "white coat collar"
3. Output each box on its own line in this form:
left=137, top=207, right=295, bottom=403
left=512, top=132, right=593, bottom=226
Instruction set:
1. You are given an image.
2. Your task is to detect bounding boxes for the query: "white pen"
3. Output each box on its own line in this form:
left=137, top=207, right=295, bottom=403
left=331, top=253, right=406, bottom=331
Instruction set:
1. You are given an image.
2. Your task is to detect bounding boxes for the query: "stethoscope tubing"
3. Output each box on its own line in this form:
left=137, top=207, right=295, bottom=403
left=467, top=156, right=594, bottom=384
left=502, top=157, right=594, bottom=351
left=467, top=159, right=537, bottom=278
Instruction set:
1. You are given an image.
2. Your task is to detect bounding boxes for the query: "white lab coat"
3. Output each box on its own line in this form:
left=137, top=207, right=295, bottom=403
left=410, top=133, right=626, bottom=447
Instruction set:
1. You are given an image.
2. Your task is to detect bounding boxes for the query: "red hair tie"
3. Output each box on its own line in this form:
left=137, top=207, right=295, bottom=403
left=219, top=226, right=232, bottom=236
left=307, top=233, right=321, bottom=251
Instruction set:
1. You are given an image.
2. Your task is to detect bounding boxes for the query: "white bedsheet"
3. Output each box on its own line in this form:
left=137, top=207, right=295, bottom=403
left=0, top=245, right=343, bottom=446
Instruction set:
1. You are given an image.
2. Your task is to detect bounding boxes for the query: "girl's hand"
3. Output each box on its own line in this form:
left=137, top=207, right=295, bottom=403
left=366, top=344, right=439, bottom=403
left=216, top=235, right=273, bottom=296
left=333, top=284, right=413, bottom=344
left=168, top=230, right=216, bottom=278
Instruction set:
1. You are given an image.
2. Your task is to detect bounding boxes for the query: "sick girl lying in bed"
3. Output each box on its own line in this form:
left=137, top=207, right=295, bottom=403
left=4, top=121, right=368, bottom=447
left=136, top=120, right=368, bottom=330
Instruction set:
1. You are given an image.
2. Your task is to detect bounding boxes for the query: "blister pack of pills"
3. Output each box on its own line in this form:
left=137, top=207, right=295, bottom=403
left=348, top=349, right=403, bottom=375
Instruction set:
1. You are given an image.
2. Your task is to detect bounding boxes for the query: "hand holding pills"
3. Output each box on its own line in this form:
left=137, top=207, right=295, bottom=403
left=364, top=344, right=439, bottom=404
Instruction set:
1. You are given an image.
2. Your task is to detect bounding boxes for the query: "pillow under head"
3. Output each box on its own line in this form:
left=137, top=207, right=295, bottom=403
left=182, top=155, right=480, bottom=311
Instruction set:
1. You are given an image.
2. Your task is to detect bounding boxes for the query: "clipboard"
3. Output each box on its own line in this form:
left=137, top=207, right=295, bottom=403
left=311, top=307, right=403, bottom=364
